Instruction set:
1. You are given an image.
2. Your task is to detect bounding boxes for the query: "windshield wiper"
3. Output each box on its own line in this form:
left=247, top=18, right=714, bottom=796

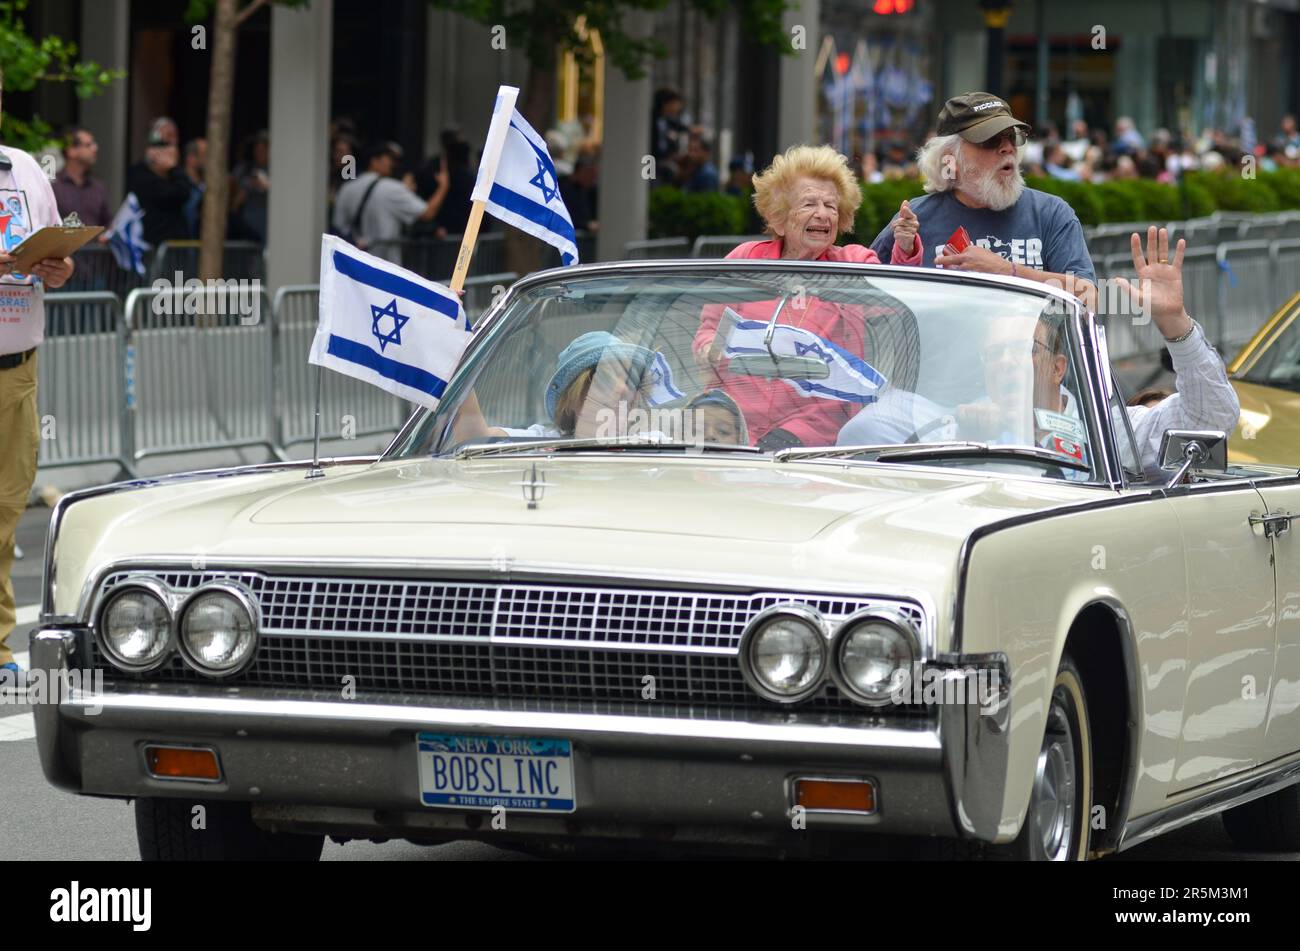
left=773, top=441, right=980, bottom=464
left=873, top=443, right=1090, bottom=472
left=452, top=435, right=765, bottom=460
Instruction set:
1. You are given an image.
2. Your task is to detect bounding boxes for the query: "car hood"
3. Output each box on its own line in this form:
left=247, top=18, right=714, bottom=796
left=52, top=455, right=1099, bottom=625
left=1229, top=379, right=1300, bottom=466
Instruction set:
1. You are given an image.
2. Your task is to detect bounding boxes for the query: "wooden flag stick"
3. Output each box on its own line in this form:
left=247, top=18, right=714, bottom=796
left=449, top=199, right=487, bottom=294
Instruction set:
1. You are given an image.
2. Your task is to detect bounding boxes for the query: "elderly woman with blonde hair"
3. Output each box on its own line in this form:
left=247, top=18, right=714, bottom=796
left=693, top=144, right=923, bottom=450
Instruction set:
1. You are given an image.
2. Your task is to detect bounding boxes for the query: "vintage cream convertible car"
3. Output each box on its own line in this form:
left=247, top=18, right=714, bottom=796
left=31, top=259, right=1300, bottom=860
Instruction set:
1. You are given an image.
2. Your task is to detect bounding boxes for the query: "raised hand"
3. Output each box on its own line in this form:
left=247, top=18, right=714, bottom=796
left=1113, top=226, right=1193, bottom=340
left=892, top=199, right=919, bottom=256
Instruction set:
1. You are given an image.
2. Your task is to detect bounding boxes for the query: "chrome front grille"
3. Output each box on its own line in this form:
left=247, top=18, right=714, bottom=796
left=93, top=569, right=930, bottom=714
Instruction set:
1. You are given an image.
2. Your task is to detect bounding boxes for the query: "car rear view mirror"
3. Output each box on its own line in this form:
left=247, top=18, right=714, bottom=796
left=726, top=353, right=831, bottom=380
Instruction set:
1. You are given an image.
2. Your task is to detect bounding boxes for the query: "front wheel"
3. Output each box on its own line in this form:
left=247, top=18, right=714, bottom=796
left=1000, top=655, right=1094, bottom=861
left=135, top=798, right=324, bottom=861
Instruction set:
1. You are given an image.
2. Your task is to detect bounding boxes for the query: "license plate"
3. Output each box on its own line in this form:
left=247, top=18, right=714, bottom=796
left=416, top=732, right=576, bottom=812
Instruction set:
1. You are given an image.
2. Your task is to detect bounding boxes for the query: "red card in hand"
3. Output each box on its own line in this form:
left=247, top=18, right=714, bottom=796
left=944, top=226, right=972, bottom=255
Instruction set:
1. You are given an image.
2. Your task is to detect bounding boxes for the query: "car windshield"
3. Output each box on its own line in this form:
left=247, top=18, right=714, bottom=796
left=389, top=265, right=1098, bottom=480
left=1237, top=302, right=1300, bottom=392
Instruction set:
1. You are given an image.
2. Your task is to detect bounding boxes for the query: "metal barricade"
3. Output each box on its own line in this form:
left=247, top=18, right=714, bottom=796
left=1216, top=241, right=1275, bottom=352
left=272, top=284, right=407, bottom=450
left=691, top=234, right=767, bottom=258
left=539, top=230, right=597, bottom=268
left=1272, top=239, right=1300, bottom=303
left=1178, top=217, right=1224, bottom=249
left=364, top=237, right=459, bottom=281
left=1096, top=251, right=1186, bottom=362
left=462, top=272, right=517, bottom=325
left=1180, top=247, right=1223, bottom=346
left=147, top=240, right=266, bottom=283
left=36, top=292, right=135, bottom=477
left=1236, top=217, right=1288, bottom=242
left=64, top=243, right=151, bottom=299
left=1088, top=230, right=1143, bottom=262
left=123, top=285, right=282, bottom=463
left=623, top=238, right=689, bottom=259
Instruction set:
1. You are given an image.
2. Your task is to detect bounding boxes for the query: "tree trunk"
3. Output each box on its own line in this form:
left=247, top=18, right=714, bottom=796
left=199, top=0, right=240, bottom=284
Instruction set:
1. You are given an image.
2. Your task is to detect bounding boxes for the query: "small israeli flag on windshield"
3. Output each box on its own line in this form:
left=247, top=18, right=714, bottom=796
left=644, top=351, right=684, bottom=406
left=472, top=86, right=579, bottom=266
left=310, top=234, right=471, bottom=408
left=725, top=318, right=887, bottom=404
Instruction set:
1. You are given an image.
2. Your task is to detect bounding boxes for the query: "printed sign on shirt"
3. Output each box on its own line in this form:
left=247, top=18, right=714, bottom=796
left=0, top=188, right=37, bottom=283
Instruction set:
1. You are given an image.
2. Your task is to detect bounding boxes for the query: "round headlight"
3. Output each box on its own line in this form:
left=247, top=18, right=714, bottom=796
left=836, top=614, right=917, bottom=705
left=100, top=585, right=173, bottom=670
left=742, top=607, right=827, bottom=702
left=179, top=586, right=258, bottom=675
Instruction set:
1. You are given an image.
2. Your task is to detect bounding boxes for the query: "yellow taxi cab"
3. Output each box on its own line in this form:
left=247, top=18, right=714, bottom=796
left=1228, top=291, right=1300, bottom=465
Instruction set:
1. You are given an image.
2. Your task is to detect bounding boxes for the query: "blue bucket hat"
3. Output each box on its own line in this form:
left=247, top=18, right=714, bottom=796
left=545, top=331, right=657, bottom=421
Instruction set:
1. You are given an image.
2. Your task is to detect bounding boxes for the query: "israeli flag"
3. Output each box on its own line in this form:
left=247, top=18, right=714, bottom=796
left=725, top=317, right=887, bottom=404
left=644, top=351, right=684, bottom=407
left=472, top=86, right=579, bottom=266
left=309, top=234, right=471, bottom=408
left=107, top=193, right=148, bottom=276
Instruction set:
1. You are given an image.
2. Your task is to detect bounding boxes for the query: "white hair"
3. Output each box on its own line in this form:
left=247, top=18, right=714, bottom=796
left=917, top=133, right=1027, bottom=210
left=916, top=134, right=963, bottom=193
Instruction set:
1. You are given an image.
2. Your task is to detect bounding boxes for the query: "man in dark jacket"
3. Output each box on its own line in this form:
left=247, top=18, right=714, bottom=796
left=126, top=125, right=191, bottom=247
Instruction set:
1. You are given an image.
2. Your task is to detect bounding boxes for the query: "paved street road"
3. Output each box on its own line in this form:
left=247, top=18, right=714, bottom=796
left=4, top=472, right=1295, bottom=862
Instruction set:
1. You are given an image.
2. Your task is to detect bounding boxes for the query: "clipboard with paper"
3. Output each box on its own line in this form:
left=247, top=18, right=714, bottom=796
left=5, top=224, right=103, bottom=273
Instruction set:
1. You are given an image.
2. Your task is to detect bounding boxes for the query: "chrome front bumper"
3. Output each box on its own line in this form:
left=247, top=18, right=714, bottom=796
left=31, top=630, right=1012, bottom=850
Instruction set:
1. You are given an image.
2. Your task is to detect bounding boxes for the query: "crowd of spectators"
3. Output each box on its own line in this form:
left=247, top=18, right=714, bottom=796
left=45, top=113, right=270, bottom=249
left=1011, top=114, right=1300, bottom=185
left=46, top=102, right=1300, bottom=258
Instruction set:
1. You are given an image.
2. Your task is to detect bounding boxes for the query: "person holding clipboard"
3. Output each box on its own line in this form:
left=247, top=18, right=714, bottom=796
left=0, top=66, right=76, bottom=691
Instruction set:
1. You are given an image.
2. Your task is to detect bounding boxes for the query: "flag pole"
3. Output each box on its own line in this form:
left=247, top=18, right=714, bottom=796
left=449, top=200, right=486, bottom=294
left=306, top=362, right=325, bottom=479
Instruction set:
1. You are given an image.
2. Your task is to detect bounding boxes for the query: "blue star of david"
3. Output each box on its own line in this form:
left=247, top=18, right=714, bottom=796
left=794, top=340, right=830, bottom=362
left=370, top=298, right=409, bottom=352
left=529, top=157, right=559, bottom=204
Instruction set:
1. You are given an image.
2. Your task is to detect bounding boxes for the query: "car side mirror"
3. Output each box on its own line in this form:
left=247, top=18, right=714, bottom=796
left=1158, top=430, right=1227, bottom=488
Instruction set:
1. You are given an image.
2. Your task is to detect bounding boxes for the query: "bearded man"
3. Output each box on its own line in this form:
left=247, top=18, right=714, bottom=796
left=870, top=93, right=1097, bottom=308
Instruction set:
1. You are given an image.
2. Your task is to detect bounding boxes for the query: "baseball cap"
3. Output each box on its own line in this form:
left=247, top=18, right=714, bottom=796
left=937, top=92, right=1031, bottom=144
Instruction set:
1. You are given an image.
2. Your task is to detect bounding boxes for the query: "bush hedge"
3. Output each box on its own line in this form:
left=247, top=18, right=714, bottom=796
left=646, top=167, right=1300, bottom=242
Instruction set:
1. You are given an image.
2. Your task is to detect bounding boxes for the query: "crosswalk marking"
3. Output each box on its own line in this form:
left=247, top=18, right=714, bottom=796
left=0, top=713, right=35, bottom=742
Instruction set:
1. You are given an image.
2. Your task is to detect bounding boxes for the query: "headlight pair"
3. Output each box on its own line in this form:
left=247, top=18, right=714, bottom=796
left=97, top=580, right=258, bottom=676
left=740, top=604, right=918, bottom=706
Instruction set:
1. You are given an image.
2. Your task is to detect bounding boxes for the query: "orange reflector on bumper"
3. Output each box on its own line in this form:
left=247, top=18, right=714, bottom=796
left=794, top=778, right=877, bottom=813
left=145, top=746, right=221, bottom=781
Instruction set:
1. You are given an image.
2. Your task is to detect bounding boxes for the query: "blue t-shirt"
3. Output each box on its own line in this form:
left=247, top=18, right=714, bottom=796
left=869, top=187, right=1096, bottom=283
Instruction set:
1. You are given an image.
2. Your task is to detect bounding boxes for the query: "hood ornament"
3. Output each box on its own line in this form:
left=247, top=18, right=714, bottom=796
left=515, top=462, right=548, bottom=509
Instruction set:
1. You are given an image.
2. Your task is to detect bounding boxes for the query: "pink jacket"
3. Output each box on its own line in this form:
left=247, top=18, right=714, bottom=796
left=692, top=238, right=919, bottom=446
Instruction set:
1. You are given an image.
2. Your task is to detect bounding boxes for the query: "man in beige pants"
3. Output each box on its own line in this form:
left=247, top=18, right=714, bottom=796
left=0, top=66, right=75, bottom=687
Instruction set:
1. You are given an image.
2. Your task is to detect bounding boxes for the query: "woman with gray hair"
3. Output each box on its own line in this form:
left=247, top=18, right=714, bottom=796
left=692, top=144, right=923, bottom=449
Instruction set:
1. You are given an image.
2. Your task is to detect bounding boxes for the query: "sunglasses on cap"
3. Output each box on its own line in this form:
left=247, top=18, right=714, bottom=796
left=975, top=128, right=1028, bottom=150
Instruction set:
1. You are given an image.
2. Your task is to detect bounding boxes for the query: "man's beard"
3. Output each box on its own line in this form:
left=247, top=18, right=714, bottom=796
left=958, top=155, right=1025, bottom=211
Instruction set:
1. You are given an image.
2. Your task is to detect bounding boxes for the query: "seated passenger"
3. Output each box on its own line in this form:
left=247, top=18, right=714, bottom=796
left=693, top=144, right=923, bottom=450
left=837, top=228, right=1241, bottom=471
left=492, top=331, right=657, bottom=440
left=686, top=389, right=749, bottom=445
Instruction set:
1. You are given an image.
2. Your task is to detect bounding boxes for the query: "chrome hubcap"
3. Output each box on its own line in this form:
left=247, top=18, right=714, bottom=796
left=1030, top=699, right=1077, bottom=861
